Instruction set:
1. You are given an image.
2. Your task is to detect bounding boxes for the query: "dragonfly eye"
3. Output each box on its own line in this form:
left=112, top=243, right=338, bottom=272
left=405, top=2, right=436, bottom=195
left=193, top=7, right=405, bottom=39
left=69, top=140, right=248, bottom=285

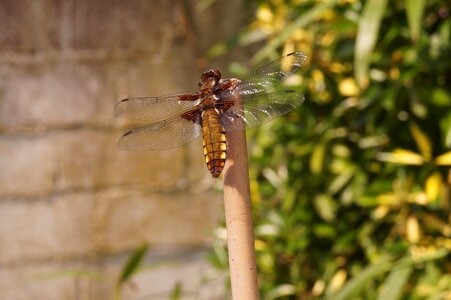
left=201, top=69, right=221, bottom=83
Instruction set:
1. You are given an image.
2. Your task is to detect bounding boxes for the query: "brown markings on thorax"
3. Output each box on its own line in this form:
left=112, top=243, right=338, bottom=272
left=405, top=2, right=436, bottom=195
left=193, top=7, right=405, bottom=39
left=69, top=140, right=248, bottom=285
left=179, top=69, right=242, bottom=121
left=178, top=93, right=200, bottom=101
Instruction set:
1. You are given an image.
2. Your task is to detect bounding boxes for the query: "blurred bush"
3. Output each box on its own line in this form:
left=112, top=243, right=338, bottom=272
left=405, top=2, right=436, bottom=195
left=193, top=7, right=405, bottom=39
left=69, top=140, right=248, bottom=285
left=209, top=0, right=451, bottom=299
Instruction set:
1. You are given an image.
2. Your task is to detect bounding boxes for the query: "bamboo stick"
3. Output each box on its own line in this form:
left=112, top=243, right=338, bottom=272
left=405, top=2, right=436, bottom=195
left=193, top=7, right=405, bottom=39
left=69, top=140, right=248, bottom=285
left=223, top=125, right=260, bottom=300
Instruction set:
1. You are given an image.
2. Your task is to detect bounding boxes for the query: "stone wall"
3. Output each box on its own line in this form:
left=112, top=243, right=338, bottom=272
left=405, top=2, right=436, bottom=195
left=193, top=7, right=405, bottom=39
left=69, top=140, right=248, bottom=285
left=0, top=1, right=245, bottom=299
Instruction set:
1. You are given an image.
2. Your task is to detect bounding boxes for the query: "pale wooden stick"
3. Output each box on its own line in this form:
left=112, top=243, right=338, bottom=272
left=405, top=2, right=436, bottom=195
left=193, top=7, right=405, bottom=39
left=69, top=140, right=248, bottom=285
left=223, top=125, right=260, bottom=300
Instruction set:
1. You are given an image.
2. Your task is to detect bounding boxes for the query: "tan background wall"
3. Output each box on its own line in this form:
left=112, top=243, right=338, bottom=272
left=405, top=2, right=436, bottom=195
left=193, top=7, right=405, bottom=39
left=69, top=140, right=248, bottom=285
left=0, top=1, right=246, bottom=299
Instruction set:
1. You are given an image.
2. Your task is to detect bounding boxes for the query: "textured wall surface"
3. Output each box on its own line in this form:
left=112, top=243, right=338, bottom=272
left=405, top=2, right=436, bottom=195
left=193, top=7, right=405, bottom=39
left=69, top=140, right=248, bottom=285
left=0, top=1, right=245, bottom=299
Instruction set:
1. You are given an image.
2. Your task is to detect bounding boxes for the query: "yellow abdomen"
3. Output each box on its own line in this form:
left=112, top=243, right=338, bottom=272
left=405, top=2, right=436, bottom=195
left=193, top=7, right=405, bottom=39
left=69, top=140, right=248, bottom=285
left=202, top=109, right=227, bottom=177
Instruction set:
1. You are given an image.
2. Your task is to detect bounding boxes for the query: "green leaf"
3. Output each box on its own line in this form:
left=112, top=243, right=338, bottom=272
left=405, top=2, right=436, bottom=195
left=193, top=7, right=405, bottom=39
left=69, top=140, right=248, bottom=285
left=376, top=149, right=424, bottom=165
left=330, top=257, right=392, bottom=300
left=310, top=143, right=325, bottom=174
left=439, top=18, right=451, bottom=48
left=409, top=123, right=432, bottom=161
left=435, top=151, right=451, bottom=166
left=265, top=284, right=297, bottom=299
left=441, top=111, right=451, bottom=147
left=328, top=171, right=354, bottom=194
left=117, top=244, right=148, bottom=285
left=313, top=223, right=336, bottom=238
left=314, top=194, right=336, bottom=222
left=376, top=265, right=413, bottom=300
left=431, top=88, right=451, bottom=106
left=406, top=0, right=426, bottom=42
left=354, top=0, right=388, bottom=89
left=170, top=282, right=183, bottom=300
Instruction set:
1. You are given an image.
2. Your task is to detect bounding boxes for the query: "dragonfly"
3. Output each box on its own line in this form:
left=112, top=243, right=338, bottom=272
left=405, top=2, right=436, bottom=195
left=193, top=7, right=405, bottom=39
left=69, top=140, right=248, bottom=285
left=115, top=52, right=307, bottom=177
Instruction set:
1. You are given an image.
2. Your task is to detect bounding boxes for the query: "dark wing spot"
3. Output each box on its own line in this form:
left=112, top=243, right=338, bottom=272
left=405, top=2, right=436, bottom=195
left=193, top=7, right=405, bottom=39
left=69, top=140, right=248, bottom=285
left=123, top=130, right=133, bottom=137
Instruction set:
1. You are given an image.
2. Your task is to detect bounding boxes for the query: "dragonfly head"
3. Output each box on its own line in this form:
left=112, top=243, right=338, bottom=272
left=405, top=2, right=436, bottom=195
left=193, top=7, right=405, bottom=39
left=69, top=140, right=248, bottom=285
left=200, top=69, right=221, bottom=88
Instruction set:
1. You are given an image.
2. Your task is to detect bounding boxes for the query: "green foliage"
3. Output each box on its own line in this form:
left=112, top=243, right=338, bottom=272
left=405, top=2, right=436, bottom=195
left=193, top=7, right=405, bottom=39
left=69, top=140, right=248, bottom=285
left=170, top=282, right=183, bottom=300
left=210, top=0, right=451, bottom=299
left=115, top=244, right=148, bottom=299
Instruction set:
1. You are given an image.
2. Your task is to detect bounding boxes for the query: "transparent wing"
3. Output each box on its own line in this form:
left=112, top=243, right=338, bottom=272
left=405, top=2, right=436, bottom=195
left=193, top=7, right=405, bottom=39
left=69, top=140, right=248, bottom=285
left=115, top=92, right=200, bottom=123
left=220, top=90, right=304, bottom=131
left=117, top=114, right=202, bottom=151
left=233, top=52, right=307, bottom=96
